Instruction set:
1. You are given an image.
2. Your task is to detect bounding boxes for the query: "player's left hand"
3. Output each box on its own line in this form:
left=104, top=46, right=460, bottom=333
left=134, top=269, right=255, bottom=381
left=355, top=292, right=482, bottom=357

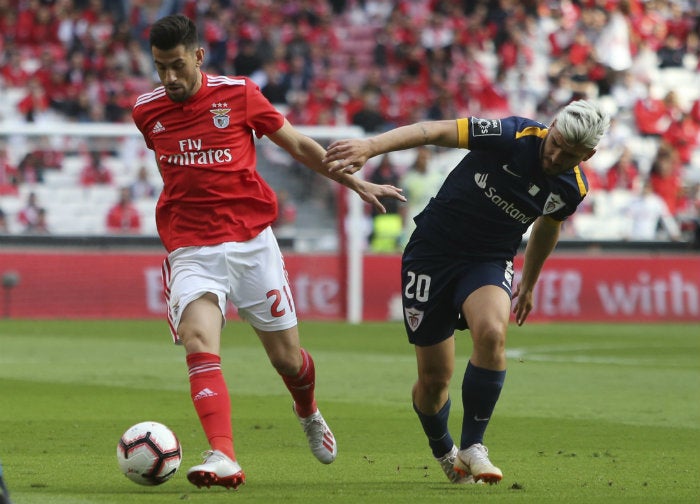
left=512, top=282, right=534, bottom=326
left=357, top=181, right=406, bottom=214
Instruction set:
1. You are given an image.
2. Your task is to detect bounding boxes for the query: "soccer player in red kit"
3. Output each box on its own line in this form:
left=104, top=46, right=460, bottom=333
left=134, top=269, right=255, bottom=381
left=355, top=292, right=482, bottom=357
left=132, top=14, right=405, bottom=490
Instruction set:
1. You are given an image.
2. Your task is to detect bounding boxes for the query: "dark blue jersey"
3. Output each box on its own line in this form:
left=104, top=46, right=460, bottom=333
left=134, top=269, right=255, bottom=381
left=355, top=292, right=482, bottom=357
left=411, top=116, right=589, bottom=260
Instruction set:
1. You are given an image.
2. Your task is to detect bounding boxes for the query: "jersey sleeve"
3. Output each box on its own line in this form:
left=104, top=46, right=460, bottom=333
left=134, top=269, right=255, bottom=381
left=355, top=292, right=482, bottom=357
left=244, top=78, right=285, bottom=138
left=131, top=107, right=153, bottom=150
left=550, top=166, right=590, bottom=221
left=467, top=116, right=543, bottom=153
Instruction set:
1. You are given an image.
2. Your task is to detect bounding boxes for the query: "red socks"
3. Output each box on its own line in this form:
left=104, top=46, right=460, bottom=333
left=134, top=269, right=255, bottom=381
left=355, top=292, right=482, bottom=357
left=282, top=348, right=318, bottom=418
left=186, top=352, right=235, bottom=461
left=186, top=348, right=317, bottom=461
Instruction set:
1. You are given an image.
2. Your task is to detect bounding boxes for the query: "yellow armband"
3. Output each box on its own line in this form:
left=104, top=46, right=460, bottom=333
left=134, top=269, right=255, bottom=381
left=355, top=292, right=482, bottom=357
left=457, top=118, right=469, bottom=149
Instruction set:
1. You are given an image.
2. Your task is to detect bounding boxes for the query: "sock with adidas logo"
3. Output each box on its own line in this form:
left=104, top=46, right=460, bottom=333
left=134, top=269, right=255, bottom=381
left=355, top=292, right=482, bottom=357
left=281, top=348, right=317, bottom=418
left=187, top=352, right=236, bottom=461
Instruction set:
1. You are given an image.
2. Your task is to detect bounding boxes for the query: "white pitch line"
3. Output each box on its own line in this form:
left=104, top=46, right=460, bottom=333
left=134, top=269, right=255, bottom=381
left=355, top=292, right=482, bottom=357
left=506, top=348, right=667, bottom=366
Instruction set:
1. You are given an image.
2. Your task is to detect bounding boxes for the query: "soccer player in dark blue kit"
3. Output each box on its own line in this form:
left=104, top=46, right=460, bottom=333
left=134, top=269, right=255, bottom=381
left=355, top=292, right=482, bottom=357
left=323, top=100, right=610, bottom=484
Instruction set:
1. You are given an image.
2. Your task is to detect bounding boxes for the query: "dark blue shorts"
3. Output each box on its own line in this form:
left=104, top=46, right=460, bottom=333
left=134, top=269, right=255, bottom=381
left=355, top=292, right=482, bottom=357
left=401, top=238, right=514, bottom=347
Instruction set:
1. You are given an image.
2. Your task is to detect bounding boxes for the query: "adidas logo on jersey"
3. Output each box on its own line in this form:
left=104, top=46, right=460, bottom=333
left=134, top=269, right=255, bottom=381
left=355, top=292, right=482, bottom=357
left=193, top=388, right=218, bottom=401
left=152, top=121, right=165, bottom=134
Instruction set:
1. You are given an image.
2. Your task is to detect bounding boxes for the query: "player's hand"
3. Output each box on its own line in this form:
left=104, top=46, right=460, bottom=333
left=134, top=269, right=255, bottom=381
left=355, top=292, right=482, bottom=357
left=511, top=282, right=534, bottom=326
left=324, top=139, right=372, bottom=174
left=356, top=181, right=406, bottom=214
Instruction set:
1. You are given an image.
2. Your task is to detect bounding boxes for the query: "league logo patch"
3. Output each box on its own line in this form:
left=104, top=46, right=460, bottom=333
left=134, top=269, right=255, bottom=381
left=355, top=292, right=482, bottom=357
left=404, top=307, right=424, bottom=332
left=543, top=193, right=565, bottom=214
left=210, top=103, right=231, bottom=129
left=471, top=117, right=502, bottom=137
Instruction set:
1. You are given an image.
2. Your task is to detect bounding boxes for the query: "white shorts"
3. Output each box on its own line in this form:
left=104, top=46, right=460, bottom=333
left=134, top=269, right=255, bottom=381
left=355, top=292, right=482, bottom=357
left=161, top=227, right=298, bottom=343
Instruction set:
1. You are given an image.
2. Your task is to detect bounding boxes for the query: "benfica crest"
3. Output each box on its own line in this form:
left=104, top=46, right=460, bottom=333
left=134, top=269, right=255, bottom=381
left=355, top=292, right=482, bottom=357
left=404, top=307, right=424, bottom=332
left=210, top=103, right=231, bottom=129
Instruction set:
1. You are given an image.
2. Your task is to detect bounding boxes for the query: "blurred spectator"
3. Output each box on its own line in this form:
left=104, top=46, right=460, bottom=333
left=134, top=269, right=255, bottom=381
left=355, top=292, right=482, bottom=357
left=285, top=91, right=314, bottom=125
left=273, top=189, right=297, bottom=234
left=80, top=151, right=114, bottom=186
left=16, top=151, right=45, bottom=184
left=16, top=76, right=51, bottom=122
left=34, top=137, right=64, bottom=171
left=688, top=184, right=700, bottom=248
left=593, top=2, right=633, bottom=87
left=282, top=54, right=313, bottom=96
left=283, top=21, right=313, bottom=66
left=649, top=146, right=685, bottom=216
left=0, top=207, right=8, bottom=233
left=18, top=192, right=48, bottom=234
left=259, top=61, right=290, bottom=105
left=605, top=147, right=640, bottom=191
left=0, top=49, right=30, bottom=87
left=20, top=1, right=60, bottom=47
left=106, top=186, right=141, bottom=234
left=657, top=33, right=686, bottom=69
left=690, top=98, right=700, bottom=125
left=351, top=90, right=388, bottom=133
left=31, top=208, right=50, bottom=234
left=399, top=146, right=443, bottom=248
left=129, top=165, right=157, bottom=199
left=369, top=155, right=401, bottom=216
left=609, top=70, right=648, bottom=112
left=625, top=179, right=681, bottom=241
left=661, top=112, right=700, bottom=166
left=370, top=212, right=403, bottom=253
left=0, top=149, right=18, bottom=194
left=368, top=155, right=402, bottom=252
left=633, top=85, right=672, bottom=137
left=233, top=38, right=263, bottom=76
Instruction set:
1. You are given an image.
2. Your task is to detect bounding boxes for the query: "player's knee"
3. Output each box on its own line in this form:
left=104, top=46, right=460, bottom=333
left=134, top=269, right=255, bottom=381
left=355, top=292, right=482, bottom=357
left=418, top=372, right=451, bottom=397
left=178, top=324, right=213, bottom=354
left=269, top=354, right=300, bottom=376
left=472, top=324, right=506, bottom=356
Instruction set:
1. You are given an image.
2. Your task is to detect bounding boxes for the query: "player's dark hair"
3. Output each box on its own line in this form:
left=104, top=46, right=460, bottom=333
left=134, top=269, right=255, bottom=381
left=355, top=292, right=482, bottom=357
left=149, top=14, right=199, bottom=51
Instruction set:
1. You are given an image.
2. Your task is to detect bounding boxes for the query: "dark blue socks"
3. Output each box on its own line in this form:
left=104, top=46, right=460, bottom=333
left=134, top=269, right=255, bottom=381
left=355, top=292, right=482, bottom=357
left=460, top=361, right=506, bottom=449
left=413, top=397, right=454, bottom=458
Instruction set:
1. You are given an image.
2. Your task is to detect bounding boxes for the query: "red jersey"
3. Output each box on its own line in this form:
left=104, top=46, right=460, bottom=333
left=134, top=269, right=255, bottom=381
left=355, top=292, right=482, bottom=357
left=132, top=73, right=285, bottom=252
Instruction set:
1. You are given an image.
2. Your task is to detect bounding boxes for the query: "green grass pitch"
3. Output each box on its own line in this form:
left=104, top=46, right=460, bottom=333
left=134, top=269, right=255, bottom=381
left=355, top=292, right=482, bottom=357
left=0, top=319, right=698, bottom=503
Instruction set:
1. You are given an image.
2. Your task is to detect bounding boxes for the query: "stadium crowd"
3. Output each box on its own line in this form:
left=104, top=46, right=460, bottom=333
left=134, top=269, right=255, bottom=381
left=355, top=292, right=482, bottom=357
left=0, top=0, right=698, bottom=246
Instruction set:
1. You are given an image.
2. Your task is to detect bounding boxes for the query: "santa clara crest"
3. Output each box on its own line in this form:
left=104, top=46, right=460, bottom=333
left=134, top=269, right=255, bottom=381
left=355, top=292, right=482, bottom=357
left=210, top=103, right=230, bottom=128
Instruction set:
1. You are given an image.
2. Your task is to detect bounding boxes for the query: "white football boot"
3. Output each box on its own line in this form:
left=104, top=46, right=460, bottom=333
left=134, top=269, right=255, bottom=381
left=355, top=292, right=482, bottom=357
left=436, top=445, right=476, bottom=484
left=186, top=450, right=245, bottom=490
left=454, top=443, right=503, bottom=484
left=294, top=404, right=337, bottom=464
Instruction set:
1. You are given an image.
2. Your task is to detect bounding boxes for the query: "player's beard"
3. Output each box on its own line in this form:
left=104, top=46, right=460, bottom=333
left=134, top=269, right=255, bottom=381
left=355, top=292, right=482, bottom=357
left=165, top=84, right=189, bottom=102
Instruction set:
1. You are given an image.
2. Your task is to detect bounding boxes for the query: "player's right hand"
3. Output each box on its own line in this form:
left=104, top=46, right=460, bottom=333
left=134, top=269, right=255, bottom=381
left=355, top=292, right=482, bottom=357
left=512, top=282, right=534, bottom=326
left=324, top=139, right=371, bottom=174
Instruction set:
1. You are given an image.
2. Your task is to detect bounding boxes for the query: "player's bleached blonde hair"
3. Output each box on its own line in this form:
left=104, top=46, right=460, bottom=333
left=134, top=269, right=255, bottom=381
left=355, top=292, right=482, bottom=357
left=554, top=100, right=610, bottom=150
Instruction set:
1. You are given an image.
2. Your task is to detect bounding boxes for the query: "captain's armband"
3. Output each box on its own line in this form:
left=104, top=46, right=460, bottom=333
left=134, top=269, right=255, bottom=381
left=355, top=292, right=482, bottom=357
left=456, top=118, right=469, bottom=149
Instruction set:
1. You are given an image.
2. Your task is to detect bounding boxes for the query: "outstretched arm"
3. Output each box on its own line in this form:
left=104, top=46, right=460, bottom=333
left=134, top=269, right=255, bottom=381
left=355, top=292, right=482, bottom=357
left=512, top=216, right=562, bottom=326
left=323, top=120, right=462, bottom=174
left=267, top=119, right=406, bottom=213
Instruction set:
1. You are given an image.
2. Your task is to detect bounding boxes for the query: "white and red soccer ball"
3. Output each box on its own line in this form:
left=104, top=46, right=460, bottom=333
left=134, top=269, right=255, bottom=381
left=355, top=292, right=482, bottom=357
left=116, top=421, right=182, bottom=486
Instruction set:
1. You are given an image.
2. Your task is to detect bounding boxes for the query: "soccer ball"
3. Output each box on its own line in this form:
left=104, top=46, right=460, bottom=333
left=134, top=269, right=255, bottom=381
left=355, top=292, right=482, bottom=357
left=116, top=421, right=182, bottom=486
